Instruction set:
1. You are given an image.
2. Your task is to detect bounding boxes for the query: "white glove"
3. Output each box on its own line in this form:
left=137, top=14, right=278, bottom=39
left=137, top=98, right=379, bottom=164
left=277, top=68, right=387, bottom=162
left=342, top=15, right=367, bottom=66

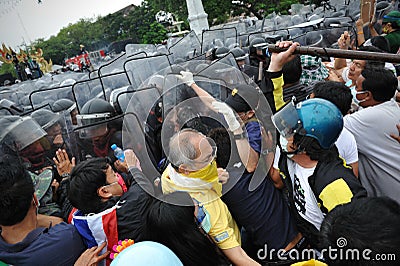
left=212, top=101, right=241, bottom=131
left=177, top=71, right=195, bottom=87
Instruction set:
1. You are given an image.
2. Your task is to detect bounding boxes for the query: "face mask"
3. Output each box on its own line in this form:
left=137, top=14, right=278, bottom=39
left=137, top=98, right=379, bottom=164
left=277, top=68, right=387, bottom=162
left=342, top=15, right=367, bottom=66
left=280, top=135, right=295, bottom=158
left=184, top=160, right=219, bottom=182
left=116, top=172, right=128, bottom=193
left=383, top=24, right=390, bottom=34
left=350, top=87, right=367, bottom=105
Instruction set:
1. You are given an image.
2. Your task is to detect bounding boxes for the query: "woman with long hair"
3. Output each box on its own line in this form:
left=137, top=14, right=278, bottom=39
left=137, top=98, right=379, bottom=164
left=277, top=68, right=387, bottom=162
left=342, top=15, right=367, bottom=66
left=144, top=191, right=229, bottom=266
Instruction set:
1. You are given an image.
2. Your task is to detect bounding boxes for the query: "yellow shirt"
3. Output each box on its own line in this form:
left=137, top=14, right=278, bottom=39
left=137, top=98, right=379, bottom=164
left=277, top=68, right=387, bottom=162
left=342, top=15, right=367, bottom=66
left=161, top=165, right=241, bottom=250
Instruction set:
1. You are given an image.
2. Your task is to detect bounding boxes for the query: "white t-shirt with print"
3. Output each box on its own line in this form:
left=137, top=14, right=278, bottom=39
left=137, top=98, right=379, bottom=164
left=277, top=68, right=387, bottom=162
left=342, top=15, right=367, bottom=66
left=273, top=149, right=325, bottom=230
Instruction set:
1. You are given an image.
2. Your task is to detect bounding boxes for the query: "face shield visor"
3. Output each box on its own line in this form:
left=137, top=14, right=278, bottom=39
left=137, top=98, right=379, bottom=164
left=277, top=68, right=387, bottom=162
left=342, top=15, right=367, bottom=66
left=271, top=101, right=303, bottom=138
left=76, top=113, right=110, bottom=139
left=0, top=117, right=47, bottom=152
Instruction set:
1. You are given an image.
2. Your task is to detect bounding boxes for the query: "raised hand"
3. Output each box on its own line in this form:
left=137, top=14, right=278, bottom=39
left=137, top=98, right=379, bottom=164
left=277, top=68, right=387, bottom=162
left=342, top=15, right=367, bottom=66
left=177, top=71, right=195, bottom=87
left=53, top=149, right=75, bottom=176
left=212, top=101, right=241, bottom=132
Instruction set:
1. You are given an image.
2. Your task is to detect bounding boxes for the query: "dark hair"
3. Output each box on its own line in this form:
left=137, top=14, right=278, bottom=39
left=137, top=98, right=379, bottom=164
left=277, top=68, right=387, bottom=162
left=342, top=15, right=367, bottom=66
left=293, top=135, right=339, bottom=162
left=358, top=46, right=386, bottom=70
left=384, top=20, right=400, bottom=29
left=370, top=36, right=390, bottom=53
left=144, top=192, right=227, bottom=266
left=0, top=155, right=35, bottom=226
left=361, top=68, right=397, bottom=102
left=282, top=55, right=302, bottom=84
left=312, top=81, right=352, bottom=116
left=177, top=106, right=209, bottom=135
left=320, top=197, right=400, bottom=266
left=207, top=127, right=231, bottom=169
left=68, top=158, right=109, bottom=214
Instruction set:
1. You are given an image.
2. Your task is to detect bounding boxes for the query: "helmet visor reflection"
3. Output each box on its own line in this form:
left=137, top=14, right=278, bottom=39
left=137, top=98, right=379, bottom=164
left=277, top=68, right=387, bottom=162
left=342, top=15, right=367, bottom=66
left=271, top=102, right=302, bottom=138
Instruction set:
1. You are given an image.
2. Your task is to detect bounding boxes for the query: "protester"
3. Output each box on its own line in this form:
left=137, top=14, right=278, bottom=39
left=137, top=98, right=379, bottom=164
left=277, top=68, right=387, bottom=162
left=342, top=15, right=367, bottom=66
left=343, top=68, right=400, bottom=203
left=270, top=97, right=367, bottom=247
left=0, top=154, right=86, bottom=265
left=309, top=81, right=359, bottom=177
left=208, top=127, right=304, bottom=264
left=319, top=197, right=400, bottom=265
left=161, top=129, right=260, bottom=265
left=369, top=10, right=400, bottom=53
left=144, top=191, right=229, bottom=266
left=391, top=124, right=400, bottom=143
left=67, top=149, right=154, bottom=243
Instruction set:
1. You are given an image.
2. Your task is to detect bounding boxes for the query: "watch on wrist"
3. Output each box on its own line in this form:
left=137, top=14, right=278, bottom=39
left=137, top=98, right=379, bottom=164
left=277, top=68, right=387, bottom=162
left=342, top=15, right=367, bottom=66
left=261, top=149, right=273, bottom=156
left=61, top=173, right=70, bottom=180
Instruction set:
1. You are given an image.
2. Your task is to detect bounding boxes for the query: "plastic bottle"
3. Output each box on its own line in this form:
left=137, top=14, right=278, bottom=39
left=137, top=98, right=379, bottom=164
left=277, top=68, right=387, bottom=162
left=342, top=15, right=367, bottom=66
left=111, top=144, right=125, bottom=162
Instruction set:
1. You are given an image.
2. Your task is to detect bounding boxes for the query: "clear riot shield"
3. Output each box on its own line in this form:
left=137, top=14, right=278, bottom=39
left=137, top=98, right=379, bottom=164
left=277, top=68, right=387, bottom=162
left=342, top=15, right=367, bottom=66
left=124, top=54, right=171, bottom=90
left=122, top=60, right=276, bottom=202
left=100, top=69, right=131, bottom=96
left=125, top=44, right=157, bottom=57
left=168, top=31, right=202, bottom=63
left=0, top=90, right=26, bottom=114
left=55, top=107, right=80, bottom=162
left=201, top=27, right=238, bottom=53
left=97, top=52, right=144, bottom=93
left=197, top=53, right=245, bottom=87
left=255, top=17, right=275, bottom=32
left=71, top=77, right=106, bottom=112
left=122, top=85, right=163, bottom=192
left=296, top=26, right=350, bottom=48
left=29, top=84, right=75, bottom=110
left=109, top=85, right=135, bottom=114
left=98, top=53, right=127, bottom=76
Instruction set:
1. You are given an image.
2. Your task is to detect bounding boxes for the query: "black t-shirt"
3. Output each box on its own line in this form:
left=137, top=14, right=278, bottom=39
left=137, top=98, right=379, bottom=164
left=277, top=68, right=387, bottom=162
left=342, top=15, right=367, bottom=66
left=108, top=167, right=154, bottom=241
left=222, top=167, right=298, bottom=250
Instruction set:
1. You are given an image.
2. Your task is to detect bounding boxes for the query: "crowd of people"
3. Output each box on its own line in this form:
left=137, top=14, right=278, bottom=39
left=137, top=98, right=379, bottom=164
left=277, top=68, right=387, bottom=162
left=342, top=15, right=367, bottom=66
left=1, top=8, right=400, bottom=266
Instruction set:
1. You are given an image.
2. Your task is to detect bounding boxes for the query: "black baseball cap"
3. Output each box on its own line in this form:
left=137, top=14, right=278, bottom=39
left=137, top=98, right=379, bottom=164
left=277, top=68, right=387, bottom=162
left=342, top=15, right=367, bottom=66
left=224, top=84, right=261, bottom=113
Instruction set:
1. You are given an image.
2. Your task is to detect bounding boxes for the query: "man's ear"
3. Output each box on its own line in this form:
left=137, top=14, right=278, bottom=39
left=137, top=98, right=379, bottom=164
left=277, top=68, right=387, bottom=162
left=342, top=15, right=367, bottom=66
left=178, top=164, right=191, bottom=175
left=364, top=91, right=373, bottom=101
left=97, top=186, right=113, bottom=199
left=247, top=110, right=255, bottom=118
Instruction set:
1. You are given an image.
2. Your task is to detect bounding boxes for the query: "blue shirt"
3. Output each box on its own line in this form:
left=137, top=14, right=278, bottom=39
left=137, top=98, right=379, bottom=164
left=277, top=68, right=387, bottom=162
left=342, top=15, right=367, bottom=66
left=245, top=121, right=262, bottom=153
left=0, top=223, right=85, bottom=265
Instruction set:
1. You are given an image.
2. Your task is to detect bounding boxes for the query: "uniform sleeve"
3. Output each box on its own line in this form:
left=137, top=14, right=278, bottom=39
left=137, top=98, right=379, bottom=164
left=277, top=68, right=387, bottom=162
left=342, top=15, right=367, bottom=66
left=205, top=200, right=241, bottom=250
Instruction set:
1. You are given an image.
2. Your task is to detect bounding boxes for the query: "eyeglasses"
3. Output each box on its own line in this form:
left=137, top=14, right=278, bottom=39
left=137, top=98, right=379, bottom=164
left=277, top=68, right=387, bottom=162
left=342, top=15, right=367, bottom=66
left=196, top=136, right=217, bottom=164
left=171, top=129, right=218, bottom=171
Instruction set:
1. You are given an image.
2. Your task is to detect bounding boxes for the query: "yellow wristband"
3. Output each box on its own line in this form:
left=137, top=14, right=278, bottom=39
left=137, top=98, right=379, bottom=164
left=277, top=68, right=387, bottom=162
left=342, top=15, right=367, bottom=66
left=357, top=31, right=363, bottom=35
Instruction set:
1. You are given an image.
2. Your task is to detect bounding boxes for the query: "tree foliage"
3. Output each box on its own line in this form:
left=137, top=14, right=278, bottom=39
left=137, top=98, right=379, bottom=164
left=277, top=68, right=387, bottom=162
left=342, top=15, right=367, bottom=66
left=0, top=63, right=16, bottom=78
left=22, top=0, right=301, bottom=65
